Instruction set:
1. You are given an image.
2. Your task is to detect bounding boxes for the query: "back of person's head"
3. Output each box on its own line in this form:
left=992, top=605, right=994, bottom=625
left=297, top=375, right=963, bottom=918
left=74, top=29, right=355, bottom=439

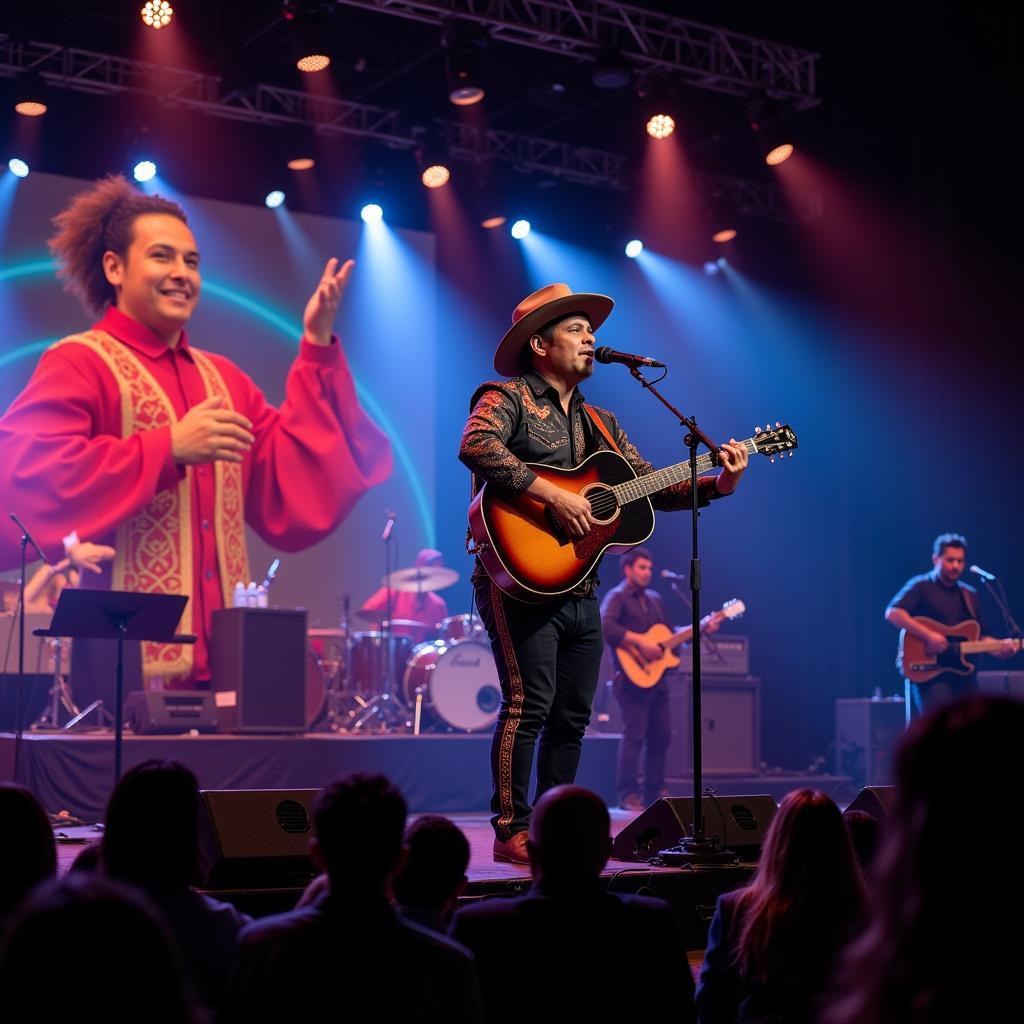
left=528, top=786, right=611, bottom=881
left=102, top=760, right=200, bottom=888
left=842, top=809, right=882, bottom=872
left=0, top=784, right=56, bottom=919
left=827, top=696, right=1024, bottom=1024
left=313, top=773, right=407, bottom=887
left=736, top=789, right=866, bottom=988
left=392, top=815, right=470, bottom=913
left=0, top=873, right=195, bottom=1022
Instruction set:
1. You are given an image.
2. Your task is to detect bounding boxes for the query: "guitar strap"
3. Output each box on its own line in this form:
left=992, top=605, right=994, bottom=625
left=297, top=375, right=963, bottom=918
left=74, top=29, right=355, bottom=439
left=584, top=405, right=622, bottom=455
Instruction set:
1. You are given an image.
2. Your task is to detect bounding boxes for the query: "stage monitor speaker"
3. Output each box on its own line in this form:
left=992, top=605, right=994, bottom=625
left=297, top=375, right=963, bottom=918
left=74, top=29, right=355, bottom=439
left=846, top=785, right=897, bottom=822
left=211, top=608, right=307, bottom=733
left=835, top=699, right=905, bottom=787
left=611, top=794, right=777, bottom=863
left=977, top=670, right=1024, bottom=698
left=124, top=690, right=219, bottom=734
left=667, top=675, right=761, bottom=776
left=197, top=788, right=318, bottom=890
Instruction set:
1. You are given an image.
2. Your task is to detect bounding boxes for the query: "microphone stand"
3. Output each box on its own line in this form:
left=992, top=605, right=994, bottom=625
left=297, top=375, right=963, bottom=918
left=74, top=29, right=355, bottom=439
left=623, top=368, right=736, bottom=865
left=8, top=513, right=53, bottom=782
left=974, top=575, right=1022, bottom=639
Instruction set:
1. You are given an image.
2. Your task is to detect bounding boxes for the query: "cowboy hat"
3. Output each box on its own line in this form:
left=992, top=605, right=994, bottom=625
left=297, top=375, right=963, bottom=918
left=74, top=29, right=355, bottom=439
left=493, top=283, right=614, bottom=377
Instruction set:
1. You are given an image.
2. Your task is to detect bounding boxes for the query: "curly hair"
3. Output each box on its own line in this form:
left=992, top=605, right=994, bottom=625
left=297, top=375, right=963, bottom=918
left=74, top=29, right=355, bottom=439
left=48, top=174, right=188, bottom=315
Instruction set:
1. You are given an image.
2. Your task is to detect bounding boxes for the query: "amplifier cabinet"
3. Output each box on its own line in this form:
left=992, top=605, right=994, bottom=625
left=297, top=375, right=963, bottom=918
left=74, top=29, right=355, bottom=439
left=835, top=699, right=905, bottom=787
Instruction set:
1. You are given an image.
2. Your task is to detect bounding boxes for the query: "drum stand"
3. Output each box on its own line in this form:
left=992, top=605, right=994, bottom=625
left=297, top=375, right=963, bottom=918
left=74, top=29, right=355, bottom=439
left=31, top=638, right=81, bottom=730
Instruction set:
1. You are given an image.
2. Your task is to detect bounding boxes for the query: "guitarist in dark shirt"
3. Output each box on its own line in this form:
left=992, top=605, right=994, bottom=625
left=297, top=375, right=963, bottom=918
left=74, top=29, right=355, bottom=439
left=459, top=283, right=748, bottom=863
left=885, top=533, right=1015, bottom=714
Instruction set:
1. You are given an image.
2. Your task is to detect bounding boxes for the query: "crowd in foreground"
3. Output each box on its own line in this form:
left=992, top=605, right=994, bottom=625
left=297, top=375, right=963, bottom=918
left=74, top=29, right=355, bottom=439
left=0, top=694, right=1019, bottom=1024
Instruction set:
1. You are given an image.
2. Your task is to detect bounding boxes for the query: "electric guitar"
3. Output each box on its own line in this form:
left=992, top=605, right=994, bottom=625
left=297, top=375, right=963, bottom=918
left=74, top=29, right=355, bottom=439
left=615, top=598, right=746, bottom=688
left=897, top=616, right=1021, bottom=683
left=469, top=423, right=797, bottom=602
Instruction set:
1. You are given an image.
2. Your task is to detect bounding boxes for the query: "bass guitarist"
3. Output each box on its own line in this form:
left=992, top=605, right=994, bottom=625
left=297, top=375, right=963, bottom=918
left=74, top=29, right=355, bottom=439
left=600, top=548, right=722, bottom=811
left=885, top=532, right=1015, bottom=715
left=459, top=283, right=748, bottom=863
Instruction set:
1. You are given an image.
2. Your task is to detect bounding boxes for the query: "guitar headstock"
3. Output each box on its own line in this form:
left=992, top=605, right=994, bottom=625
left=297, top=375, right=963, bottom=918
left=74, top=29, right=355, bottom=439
left=752, top=422, right=798, bottom=463
left=721, top=598, right=746, bottom=620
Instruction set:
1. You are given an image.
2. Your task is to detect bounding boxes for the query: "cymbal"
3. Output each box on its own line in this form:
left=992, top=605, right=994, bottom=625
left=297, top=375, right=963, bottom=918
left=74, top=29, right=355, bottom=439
left=354, top=609, right=435, bottom=630
left=382, top=565, right=460, bottom=593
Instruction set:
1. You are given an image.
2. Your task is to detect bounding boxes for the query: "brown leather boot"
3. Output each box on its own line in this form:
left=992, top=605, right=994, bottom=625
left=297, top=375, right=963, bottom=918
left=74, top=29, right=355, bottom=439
left=492, top=830, right=530, bottom=865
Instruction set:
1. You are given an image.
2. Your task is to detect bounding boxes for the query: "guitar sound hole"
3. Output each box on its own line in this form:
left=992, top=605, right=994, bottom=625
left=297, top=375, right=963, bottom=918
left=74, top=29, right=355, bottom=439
left=584, top=484, right=619, bottom=525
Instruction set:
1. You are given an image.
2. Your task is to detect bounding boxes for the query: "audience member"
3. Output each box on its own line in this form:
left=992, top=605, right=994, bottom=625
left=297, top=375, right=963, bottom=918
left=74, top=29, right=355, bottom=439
left=695, top=789, right=867, bottom=1024
left=101, top=760, right=250, bottom=1015
left=0, top=784, right=56, bottom=930
left=0, top=873, right=197, bottom=1023
left=393, top=814, right=471, bottom=934
left=451, top=785, right=696, bottom=1024
left=841, top=808, right=882, bottom=873
left=226, top=773, right=482, bottom=1023
left=826, top=696, right=1024, bottom=1024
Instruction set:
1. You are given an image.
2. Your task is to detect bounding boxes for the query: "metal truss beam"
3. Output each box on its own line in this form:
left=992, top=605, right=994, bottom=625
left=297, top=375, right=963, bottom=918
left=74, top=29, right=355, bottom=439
left=333, top=1, right=820, bottom=107
left=0, top=34, right=818, bottom=221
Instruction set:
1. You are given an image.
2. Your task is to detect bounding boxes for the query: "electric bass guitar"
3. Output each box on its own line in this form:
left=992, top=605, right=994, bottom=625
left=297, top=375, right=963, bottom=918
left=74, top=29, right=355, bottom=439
left=615, top=598, right=746, bottom=688
left=469, top=423, right=797, bottom=602
left=897, top=616, right=1021, bottom=683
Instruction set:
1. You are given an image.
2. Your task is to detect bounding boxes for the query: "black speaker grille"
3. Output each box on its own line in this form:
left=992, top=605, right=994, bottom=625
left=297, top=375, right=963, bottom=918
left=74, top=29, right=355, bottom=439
left=276, top=799, right=312, bottom=834
left=729, top=802, right=761, bottom=832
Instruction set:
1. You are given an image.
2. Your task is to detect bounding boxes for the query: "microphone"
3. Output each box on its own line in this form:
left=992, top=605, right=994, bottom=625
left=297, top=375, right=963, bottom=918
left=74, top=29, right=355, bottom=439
left=261, top=558, right=281, bottom=591
left=594, top=346, right=665, bottom=369
left=9, top=513, right=52, bottom=565
left=969, top=564, right=997, bottom=582
left=382, top=511, right=397, bottom=542
left=660, top=569, right=686, bottom=580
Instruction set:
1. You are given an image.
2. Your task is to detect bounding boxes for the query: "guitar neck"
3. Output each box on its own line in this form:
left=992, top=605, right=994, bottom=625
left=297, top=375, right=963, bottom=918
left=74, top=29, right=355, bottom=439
left=611, top=438, right=758, bottom=505
left=959, top=639, right=1017, bottom=655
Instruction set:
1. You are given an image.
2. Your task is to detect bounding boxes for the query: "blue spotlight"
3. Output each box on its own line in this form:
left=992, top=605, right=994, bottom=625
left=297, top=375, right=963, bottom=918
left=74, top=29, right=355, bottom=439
left=265, top=190, right=285, bottom=209
left=8, top=158, right=30, bottom=178
left=625, top=239, right=643, bottom=259
left=703, top=260, right=721, bottom=276
left=133, top=160, right=157, bottom=183
left=361, top=203, right=384, bottom=224
left=717, top=256, right=728, bottom=268
left=510, top=219, right=531, bottom=240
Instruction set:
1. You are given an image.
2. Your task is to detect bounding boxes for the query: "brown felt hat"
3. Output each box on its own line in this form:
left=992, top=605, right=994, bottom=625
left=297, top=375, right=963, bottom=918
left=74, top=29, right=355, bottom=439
left=493, top=283, right=614, bottom=377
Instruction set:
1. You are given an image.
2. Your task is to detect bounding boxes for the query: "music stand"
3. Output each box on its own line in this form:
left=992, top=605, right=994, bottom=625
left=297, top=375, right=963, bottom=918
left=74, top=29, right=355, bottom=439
left=34, top=589, right=196, bottom=782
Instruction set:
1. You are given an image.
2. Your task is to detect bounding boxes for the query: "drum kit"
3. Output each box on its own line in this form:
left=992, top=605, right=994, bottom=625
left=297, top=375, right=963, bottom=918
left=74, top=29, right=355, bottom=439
left=304, top=564, right=501, bottom=734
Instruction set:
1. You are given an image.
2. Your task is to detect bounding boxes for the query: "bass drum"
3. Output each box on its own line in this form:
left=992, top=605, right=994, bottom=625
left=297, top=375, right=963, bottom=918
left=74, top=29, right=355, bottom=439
left=402, top=639, right=502, bottom=732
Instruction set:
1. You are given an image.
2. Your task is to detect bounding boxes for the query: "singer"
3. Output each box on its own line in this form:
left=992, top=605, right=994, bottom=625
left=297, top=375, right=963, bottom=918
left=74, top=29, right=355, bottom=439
left=460, top=282, right=748, bottom=862
left=0, top=175, right=392, bottom=686
left=885, top=532, right=1016, bottom=713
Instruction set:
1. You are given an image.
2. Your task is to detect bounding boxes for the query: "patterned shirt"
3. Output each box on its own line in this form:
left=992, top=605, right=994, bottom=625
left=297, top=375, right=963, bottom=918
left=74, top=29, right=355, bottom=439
left=459, top=370, right=723, bottom=511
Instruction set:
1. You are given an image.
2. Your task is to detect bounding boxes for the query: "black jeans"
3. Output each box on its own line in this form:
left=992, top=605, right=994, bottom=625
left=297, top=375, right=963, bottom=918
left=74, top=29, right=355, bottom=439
left=474, top=576, right=604, bottom=840
left=613, top=677, right=671, bottom=802
left=908, top=672, right=977, bottom=717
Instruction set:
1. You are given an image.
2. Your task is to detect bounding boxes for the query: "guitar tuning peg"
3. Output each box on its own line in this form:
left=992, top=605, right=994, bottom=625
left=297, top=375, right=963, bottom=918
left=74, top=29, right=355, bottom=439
left=755, top=425, right=762, bottom=433
left=789, top=451, right=794, bottom=457
left=770, top=456, right=775, bottom=464
left=775, top=420, right=781, bottom=427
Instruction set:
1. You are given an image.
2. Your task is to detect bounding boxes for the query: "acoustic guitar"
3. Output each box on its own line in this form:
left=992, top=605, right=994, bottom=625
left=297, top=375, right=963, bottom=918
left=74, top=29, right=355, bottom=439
left=897, top=616, right=1021, bottom=683
left=469, top=423, right=797, bottom=602
left=615, top=598, right=745, bottom=688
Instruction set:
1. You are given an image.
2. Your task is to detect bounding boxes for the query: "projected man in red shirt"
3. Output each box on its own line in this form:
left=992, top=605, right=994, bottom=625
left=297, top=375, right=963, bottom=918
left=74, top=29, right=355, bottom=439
left=0, top=175, right=392, bottom=685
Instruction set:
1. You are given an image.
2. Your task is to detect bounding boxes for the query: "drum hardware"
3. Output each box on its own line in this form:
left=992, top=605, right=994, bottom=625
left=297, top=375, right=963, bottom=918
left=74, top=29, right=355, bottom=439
left=32, top=636, right=81, bottom=730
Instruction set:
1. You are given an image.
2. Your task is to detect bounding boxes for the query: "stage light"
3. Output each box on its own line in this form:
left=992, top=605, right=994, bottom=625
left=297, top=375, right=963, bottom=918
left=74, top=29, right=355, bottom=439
left=133, top=160, right=157, bottom=183
left=481, top=216, right=506, bottom=230
left=703, top=261, right=720, bottom=276
left=361, top=203, right=384, bottom=224
left=712, top=228, right=737, bottom=244
left=510, top=219, right=531, bottom=240
left=15, top=101, right=47, bottom=117
left=625, top=239, right=643, bottom=259
left=8, top=158, right=30, bottom=178
left=765, top=143, right=794, bottom=166
left=141, top=1, right=173, bottom=30
left=287, top=157, right=315, bottom=171
left=421, top=164, right=451, bottom=189
left=296, top=53, right=330, bottom=73
left=265, top=190, right=285, bottom=209
left=646, top=113, right=675, bottom=140
left=592, top=47, right=633, bottom=90
left=444, top=22, right=486, bottom=106
left=287, top=2, right=332, bottom=72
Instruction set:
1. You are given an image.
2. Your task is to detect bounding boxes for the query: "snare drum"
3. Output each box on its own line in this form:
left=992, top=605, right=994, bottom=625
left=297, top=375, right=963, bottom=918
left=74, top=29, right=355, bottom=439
left=350, top=631, right=413, bottom=695
left=402, top=638, right=501, bottom=732
left=440, top=613, right=486, bottom=644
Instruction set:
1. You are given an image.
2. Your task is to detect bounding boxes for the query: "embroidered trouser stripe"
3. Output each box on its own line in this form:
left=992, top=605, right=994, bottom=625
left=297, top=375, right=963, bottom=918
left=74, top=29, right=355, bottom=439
left=489, top=580, right=524, bottom=838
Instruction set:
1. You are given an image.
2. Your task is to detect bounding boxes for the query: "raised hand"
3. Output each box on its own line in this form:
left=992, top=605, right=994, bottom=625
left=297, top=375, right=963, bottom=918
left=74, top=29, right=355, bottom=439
left=303, top=258, right=355, bottom=346
left=170, top=395, right=255, bottom=465
left=67, top=541, right=116, bottom=575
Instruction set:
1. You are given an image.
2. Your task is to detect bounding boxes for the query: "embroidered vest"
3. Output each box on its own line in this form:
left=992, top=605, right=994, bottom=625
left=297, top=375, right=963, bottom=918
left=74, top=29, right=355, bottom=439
left=50, top=330, right=249, bottom=679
